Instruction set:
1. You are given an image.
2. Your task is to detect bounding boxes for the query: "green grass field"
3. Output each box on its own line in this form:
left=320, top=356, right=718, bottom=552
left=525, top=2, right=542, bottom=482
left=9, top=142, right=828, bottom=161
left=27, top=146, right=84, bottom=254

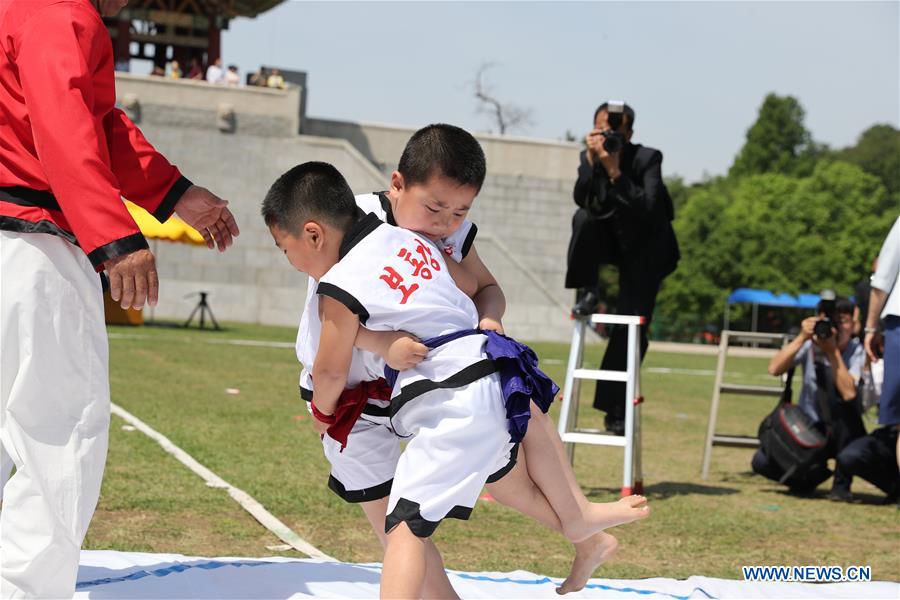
left=84, top=322, right=900, bottom=582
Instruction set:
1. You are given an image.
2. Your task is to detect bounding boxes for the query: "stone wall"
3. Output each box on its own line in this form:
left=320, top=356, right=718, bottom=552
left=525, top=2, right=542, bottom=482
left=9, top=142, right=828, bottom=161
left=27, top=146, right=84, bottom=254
left=116, top=76, right=582, bottom=341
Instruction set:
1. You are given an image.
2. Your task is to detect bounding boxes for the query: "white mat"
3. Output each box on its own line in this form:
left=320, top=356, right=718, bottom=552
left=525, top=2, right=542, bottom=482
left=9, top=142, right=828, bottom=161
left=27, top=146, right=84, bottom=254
left=74, top=550, right=898, bottom=599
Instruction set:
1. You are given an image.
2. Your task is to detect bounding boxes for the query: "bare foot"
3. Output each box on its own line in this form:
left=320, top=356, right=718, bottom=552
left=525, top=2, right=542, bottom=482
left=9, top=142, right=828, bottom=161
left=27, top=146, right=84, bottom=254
left=562, top=495, right=650, bottom=543
left=556, top=532, right=618, bottom=595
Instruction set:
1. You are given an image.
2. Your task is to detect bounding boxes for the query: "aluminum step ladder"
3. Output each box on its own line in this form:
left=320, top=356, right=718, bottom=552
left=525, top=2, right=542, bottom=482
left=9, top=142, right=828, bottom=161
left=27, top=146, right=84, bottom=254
left=700, top=330, right=788, bottom=480
left=556, top=313, right=645, bottom=497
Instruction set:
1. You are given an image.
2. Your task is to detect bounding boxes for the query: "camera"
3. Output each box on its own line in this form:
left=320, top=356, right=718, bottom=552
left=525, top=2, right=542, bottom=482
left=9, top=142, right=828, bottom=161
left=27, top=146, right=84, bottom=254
left=813, top=289, right=837, bottom=340
left=601, top=100, right=626, bottom=153
left=813, top=318, right=835, bottom=340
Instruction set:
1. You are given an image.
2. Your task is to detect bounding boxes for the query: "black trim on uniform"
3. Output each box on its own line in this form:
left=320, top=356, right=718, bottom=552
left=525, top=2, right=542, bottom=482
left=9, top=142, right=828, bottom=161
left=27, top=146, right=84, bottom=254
left=390, top=359, right=498, bottom=417
left=0, top=186, right=60, bottom=211
left=339, top=209, right=383, bottom=259
left=385, top=497, right=473, bottom=538
left=359, top=402, right=391, bottom=418
left=302, top=388, right=391, bottom=418
left=316, top=282, right=370, bottom=325
left=328, top=474, right=393, bottom=503
left=86, top=232, right=149, bottom=270
left=153, top=175, right=193, bottom=222
left=0, top=216, right=77, bottom=245
left=461, top=223, right=478, bottom=258
left=486, top=442, right=519, bottom=484
left=376, top=192, right=396, bottom=225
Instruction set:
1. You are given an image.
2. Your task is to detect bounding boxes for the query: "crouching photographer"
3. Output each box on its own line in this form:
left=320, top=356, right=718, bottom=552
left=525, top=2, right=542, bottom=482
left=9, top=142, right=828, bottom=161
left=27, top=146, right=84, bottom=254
left=752, top=295, right=866, bottom=499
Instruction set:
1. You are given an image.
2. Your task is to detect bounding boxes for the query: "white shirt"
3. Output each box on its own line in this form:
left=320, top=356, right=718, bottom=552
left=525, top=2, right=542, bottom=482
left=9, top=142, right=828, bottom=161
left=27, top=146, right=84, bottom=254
left=206, top=65, right=224, bottom=84
left=871, top=215, right=900, bottom=318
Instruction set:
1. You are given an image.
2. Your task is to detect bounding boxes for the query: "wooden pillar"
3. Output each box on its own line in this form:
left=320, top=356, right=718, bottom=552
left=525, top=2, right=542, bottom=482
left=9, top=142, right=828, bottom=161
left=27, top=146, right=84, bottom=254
left=114, top=19, right=131, bottom=69
left=207, top=23, right=221, bottom=65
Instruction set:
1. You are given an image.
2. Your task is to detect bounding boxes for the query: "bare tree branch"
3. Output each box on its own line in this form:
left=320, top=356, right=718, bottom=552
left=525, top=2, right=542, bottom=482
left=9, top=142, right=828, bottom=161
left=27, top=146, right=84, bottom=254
left=473, top=62, right=532, bottom=135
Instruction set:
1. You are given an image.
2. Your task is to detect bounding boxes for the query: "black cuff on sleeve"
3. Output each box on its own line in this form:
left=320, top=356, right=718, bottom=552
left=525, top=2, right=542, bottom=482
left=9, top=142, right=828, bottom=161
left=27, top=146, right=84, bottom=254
left=316, top=282, right=370, bottom=325
left=87, top=232, right=149, bottom=270
left=152, top=175, right=193, bottom=222
left=461, top=223, right=478, bottom=259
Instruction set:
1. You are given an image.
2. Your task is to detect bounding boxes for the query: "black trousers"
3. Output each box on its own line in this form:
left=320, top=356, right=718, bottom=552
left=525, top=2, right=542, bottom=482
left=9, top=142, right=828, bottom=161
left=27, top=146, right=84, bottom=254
left=751, top=401, right=867, bottom=493
left=565, top=209, right=663, bottom=418
left=836, top=426, right=899, bottom=496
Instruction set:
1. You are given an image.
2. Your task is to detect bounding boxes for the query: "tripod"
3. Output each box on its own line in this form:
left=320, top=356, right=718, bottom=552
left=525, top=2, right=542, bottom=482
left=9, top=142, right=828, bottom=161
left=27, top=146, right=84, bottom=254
left=183, top=291, right=221, bottom=330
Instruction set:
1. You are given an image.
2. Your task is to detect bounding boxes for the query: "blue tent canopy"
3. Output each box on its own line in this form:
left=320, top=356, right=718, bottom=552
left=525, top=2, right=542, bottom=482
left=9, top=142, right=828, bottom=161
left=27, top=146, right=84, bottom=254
left=726, top=288, right=826, bottom=308
left=724, top=287, right=826, bottom=331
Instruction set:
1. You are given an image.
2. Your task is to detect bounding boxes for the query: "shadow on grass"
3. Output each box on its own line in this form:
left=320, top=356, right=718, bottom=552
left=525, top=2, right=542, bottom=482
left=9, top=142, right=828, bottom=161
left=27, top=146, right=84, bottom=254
left=764, top=487, right=896, bottom=506
left=584, top=481, right=740, bottom=499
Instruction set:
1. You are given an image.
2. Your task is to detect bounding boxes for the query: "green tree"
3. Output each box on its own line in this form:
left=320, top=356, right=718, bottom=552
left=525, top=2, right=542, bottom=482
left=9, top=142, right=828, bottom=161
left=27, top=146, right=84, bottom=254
left=832, top=124, right=900, bottom=201
left=656, top=161, right=893, bottom=337
left=664, top=175, right=691, bottom=214
left=729, top=93, right=823, bottom=179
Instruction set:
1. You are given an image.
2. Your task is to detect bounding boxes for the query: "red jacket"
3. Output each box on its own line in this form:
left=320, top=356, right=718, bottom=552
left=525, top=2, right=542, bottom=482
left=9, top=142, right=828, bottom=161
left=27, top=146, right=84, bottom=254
left=0, top=0, right=191, bottom=270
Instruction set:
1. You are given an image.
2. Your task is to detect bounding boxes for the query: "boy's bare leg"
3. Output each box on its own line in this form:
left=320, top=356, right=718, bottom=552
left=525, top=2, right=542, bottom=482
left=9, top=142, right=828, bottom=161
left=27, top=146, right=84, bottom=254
left=361, top=499, right=458, bottom=600
left=381, top=522, right=426, bottom=600
left=557, top=532, right=620, bottom=595
left=485, top=451, right=563, bottom=533
left=486, top=445, right=625, bottom=594
left=524, top=404, right=649, bottom=542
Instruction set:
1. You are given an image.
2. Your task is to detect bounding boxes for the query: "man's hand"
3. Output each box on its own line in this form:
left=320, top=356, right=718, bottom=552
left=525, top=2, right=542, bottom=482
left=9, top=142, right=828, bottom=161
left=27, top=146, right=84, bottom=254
left=585, top=129, right=621, bottom=179
left=104, top=248, right=158, bottom=309
left=864, top=331, right=882, bottom=363
left=174, top=185, right=240, bottom=251
left=799, top=316, right=818, bottom=341
left=479, top=317, right=504, bottom=334
left=813, top=330, right=839, bottom=356
left=384, top=332, right=428, bottom=371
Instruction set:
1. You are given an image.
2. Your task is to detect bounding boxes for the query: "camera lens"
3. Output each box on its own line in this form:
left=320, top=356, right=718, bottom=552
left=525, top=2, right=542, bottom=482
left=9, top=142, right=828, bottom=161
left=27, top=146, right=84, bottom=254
left=813, top=319, right=834, bottom=339
left=602, top=132, right=623, bottom=153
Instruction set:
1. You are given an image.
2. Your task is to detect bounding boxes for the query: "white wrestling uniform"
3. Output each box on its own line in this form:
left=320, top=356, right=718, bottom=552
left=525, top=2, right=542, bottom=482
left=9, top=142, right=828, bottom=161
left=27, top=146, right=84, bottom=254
left=295, top=193, right=478, bottom=503
left=318, top=213, right=512, bottom=537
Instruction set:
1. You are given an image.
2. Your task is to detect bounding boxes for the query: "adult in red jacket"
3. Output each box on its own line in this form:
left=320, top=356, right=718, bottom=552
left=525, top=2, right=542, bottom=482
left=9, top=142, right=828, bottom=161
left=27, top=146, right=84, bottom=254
left=0, top=0, right=240, bottom=596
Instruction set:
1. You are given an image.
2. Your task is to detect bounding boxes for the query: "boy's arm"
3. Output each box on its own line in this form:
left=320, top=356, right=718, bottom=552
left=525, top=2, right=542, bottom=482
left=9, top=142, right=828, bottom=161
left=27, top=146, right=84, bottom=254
left=460, top=245, right=507, bottom=333
left=311, top=296, right=359, bottom=418
left=443, top=255, right=479, bottom=298
left=355, top=327, right=428, bottom=370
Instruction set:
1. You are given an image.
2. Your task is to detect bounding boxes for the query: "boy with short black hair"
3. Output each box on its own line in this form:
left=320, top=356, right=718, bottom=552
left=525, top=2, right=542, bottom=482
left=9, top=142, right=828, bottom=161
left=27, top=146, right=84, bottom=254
left=264, top=161, right=550, bottom=598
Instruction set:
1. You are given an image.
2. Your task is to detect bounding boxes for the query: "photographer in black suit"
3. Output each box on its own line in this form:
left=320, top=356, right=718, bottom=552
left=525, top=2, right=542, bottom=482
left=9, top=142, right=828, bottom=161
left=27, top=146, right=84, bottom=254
left=565, top=101, right=680, bottom=434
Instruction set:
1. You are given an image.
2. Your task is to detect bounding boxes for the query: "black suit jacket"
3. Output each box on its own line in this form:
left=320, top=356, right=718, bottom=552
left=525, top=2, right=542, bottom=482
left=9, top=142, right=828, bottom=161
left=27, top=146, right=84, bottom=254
left=571, top=143, right=680, bottom=278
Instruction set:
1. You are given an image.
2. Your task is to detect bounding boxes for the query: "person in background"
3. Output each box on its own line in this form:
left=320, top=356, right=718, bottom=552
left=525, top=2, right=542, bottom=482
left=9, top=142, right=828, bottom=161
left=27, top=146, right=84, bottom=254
left=205, top=57, right=224, bottom=85
left=224, top=64, right=241, bottom=86
left=564, top=101, right=680, bottom=435
left=267, top=68, right=286, bottom=89
left=864, top=215, right=900, bottom=472
left=752, top=296, right=866, bottom=499
left=249, top=67, right=268, bottom=87
left=186, top=57, right=203, bottom=80
left=168, top=59, right=182, bottom=79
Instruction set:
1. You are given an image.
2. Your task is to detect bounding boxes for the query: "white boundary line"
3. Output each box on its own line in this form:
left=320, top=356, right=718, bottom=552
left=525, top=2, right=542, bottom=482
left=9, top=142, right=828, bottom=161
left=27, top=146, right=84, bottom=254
left=110, top=402, right=335, bottom=562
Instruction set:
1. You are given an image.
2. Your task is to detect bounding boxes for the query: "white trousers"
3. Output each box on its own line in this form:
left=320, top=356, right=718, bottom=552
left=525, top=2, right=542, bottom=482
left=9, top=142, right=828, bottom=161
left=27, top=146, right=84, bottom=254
left=0, top=231, right=109, bottom=599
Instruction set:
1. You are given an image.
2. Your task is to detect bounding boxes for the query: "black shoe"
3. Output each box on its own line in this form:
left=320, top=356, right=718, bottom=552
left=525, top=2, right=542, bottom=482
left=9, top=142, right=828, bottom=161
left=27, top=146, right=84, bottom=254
left=787, top=484, right=818, bottom=497
left=572, top=290, right=600, bottom=317
left=604, top=414, right=625, bottom=436
left=827, top=488, right=853, bottom=503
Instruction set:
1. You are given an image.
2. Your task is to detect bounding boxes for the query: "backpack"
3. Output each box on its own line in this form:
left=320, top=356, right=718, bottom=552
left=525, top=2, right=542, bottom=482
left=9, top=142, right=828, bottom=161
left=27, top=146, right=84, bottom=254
left=757, top=367, right=830, bottom=484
